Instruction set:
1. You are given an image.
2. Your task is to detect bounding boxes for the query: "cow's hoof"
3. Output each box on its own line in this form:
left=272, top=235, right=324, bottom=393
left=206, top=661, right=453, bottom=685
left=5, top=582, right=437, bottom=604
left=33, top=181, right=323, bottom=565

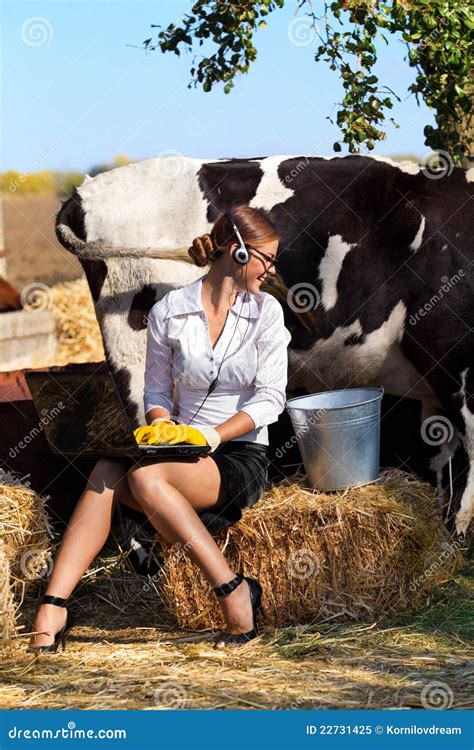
left=454, top=513, right=470, bottom=541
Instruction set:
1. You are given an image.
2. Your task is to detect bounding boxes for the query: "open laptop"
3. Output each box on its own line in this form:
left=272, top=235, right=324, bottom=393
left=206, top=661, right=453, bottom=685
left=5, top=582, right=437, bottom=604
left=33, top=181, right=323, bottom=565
left=24, top=363, right=212, bottom=459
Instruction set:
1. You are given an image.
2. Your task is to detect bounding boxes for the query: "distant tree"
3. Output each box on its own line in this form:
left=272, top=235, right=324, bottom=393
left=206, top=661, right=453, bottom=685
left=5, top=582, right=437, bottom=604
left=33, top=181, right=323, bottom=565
left=54, top=172, right=85, bottom=196
left=142, top=0, right=473, bottom=164
left=87, top=153, right=135, bottom=177
left=1, top=170, right=56, bottom=194
left=114, top=153, right=135, bottom=166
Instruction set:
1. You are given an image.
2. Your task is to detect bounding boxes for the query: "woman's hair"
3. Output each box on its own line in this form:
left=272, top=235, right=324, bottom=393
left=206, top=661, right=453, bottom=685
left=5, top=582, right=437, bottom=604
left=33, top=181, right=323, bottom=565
left=188, top=204, right=280, bottom=268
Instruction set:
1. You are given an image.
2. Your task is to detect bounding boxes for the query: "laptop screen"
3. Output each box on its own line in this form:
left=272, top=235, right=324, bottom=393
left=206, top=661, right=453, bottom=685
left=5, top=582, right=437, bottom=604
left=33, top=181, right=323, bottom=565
left=25, top=365, right=138, bottom=457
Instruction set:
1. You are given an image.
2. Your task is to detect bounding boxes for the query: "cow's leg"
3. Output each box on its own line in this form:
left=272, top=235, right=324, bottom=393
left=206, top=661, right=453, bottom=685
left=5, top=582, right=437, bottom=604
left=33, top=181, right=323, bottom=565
left=418, top=370, right=473, bottom=539
left=453, top=367, right=474, bottom=538
left=401, top=325, right=473, bottom=539
left=421, top=393, right=472, bottom=539
left=429, top=427, right=466, bottom=527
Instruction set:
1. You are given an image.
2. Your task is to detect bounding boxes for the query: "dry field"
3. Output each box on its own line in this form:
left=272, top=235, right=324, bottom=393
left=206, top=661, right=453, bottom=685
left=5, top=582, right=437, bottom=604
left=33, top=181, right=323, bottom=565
left=4, top=194, right=83, bottom=289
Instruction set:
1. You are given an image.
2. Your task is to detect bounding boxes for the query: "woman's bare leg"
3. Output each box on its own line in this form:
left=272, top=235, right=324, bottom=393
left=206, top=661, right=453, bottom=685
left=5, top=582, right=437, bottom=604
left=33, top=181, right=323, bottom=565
left=28, top=458, right=141, bottom=649
left=127, top=456, right=254, bottom=635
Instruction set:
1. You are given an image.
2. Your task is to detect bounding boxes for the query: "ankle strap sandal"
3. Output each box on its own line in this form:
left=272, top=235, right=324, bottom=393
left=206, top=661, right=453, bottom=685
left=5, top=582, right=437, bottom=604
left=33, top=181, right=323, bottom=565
left=40, top=594, right=68, bottom=607
left=211, top=573, right=264, bottom=648
left=27, top=594, right=75, bottom=654
left=212, top=572, right=244, bottom=598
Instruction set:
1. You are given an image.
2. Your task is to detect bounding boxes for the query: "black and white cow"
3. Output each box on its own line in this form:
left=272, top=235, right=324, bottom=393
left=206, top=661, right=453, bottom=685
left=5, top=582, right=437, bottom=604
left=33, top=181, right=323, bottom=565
left=55, top=154, right=474, bottom=539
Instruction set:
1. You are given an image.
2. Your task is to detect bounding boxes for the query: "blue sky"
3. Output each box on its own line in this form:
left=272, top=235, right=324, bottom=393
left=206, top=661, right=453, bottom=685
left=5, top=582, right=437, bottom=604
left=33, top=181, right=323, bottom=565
left=3, top=0, right=435, bottom=173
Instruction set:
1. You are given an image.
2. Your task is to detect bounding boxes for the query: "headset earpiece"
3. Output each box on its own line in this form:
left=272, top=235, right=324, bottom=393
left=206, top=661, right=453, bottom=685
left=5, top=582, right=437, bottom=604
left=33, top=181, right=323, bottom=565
left=225, top=209, right=249, bottom=265
left=231, top=244, right=249, bottom=265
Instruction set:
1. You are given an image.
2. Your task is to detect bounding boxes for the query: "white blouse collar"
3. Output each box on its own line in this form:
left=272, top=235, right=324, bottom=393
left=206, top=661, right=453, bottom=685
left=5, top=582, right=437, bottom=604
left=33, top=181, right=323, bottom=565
left=163, top=273, right=260, bottom=320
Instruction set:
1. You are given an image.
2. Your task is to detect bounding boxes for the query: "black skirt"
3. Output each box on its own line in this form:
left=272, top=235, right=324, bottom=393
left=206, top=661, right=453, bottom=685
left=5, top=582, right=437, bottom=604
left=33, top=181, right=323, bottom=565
left=119, top=440, right=270, bottom=532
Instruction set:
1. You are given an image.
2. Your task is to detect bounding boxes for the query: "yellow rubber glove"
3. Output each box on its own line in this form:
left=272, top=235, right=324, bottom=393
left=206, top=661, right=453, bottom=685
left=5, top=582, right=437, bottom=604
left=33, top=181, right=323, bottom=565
left=133, top=422, right=221, bottom=451
left=167, top=424, right=221, bottom=453
left=172, top=424, right=222, bottom=452
left=133, top=422, right=184, bottom=445
left=151, top=416, right=180, bottom=426
left=191, top=425, right=222, bottom=452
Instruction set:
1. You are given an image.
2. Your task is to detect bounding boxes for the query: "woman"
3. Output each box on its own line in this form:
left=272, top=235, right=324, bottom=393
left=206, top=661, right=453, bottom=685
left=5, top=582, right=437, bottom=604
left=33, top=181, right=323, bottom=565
left=27, top=204, right=292, bottom=652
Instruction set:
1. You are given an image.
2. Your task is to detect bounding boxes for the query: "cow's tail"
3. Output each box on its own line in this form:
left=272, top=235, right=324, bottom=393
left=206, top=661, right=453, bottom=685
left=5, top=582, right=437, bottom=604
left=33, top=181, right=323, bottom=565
left=55, top=193, right=193, bottom=263
left=264, top=276, right=319, bottom=333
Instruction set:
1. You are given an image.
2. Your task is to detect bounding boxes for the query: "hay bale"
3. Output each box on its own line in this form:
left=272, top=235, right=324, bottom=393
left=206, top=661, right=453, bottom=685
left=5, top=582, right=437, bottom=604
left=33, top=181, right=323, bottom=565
left=31, top=277, right=105, bottom=367
left=0, top=541, right=17, bottom=651
left=0, top=471, right=55, bottom=646
left=160, top=469, right=463, bottom=630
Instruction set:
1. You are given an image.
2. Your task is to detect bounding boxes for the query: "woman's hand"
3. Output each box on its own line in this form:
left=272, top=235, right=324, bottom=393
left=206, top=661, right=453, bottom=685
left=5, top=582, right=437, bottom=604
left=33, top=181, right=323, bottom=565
left=160, top=424, right=221, bottom=452
left=186, top=425, right=222, bottom=452
left=150, top=416, right=180, bottom=426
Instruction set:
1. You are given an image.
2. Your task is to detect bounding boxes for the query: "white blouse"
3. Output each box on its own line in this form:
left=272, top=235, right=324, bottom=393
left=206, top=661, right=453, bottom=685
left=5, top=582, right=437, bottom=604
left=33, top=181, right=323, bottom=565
left=143, top=273, right=292, bottom=446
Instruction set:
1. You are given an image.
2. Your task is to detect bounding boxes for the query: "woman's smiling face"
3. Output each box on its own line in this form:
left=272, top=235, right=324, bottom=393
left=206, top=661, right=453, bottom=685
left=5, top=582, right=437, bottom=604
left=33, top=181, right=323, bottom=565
left=231, top=239, right=279, bottom=292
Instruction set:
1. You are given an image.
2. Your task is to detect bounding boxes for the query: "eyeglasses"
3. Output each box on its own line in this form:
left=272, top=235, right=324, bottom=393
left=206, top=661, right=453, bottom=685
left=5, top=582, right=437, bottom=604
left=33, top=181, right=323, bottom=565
left=246, top=244, right=278, bottom=272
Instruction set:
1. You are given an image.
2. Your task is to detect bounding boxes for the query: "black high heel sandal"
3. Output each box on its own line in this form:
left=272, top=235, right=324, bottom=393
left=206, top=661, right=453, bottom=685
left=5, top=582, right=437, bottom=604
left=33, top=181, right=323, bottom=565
left=26, top=594, right=75, bottom=654
left=212, top=571, right=264, bottom=646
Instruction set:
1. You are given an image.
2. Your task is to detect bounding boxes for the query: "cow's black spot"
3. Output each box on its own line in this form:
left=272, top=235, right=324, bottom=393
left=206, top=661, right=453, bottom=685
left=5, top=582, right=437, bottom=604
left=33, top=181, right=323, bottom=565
left=463, top=367, right=474, bottom=414
left=197, top=160, right=263, bottom=223
left=344, top=332, right=365, bottom=346
left=69, top=188, right=87, bottom=240
left=127, top=285, right=158, bottom=331
left=108, top=362, right=139, bottom=428
left=81, top=259, right=108, bottom=302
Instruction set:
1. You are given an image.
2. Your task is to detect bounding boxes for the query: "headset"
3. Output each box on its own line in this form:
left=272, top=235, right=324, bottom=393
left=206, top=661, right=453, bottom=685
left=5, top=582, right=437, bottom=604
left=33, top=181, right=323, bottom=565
left=184, top=208, right=274, bottom=426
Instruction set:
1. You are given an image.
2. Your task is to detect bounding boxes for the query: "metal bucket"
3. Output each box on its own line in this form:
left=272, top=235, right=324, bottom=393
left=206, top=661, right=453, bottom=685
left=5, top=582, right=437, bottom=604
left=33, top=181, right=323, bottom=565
left=285, top=387, right=384, bottom=491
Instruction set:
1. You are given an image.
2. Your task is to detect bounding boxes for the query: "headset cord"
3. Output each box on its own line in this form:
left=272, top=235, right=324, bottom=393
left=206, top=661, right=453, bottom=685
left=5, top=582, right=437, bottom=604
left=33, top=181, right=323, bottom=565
left=184, top=264, right=252, bottom=426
